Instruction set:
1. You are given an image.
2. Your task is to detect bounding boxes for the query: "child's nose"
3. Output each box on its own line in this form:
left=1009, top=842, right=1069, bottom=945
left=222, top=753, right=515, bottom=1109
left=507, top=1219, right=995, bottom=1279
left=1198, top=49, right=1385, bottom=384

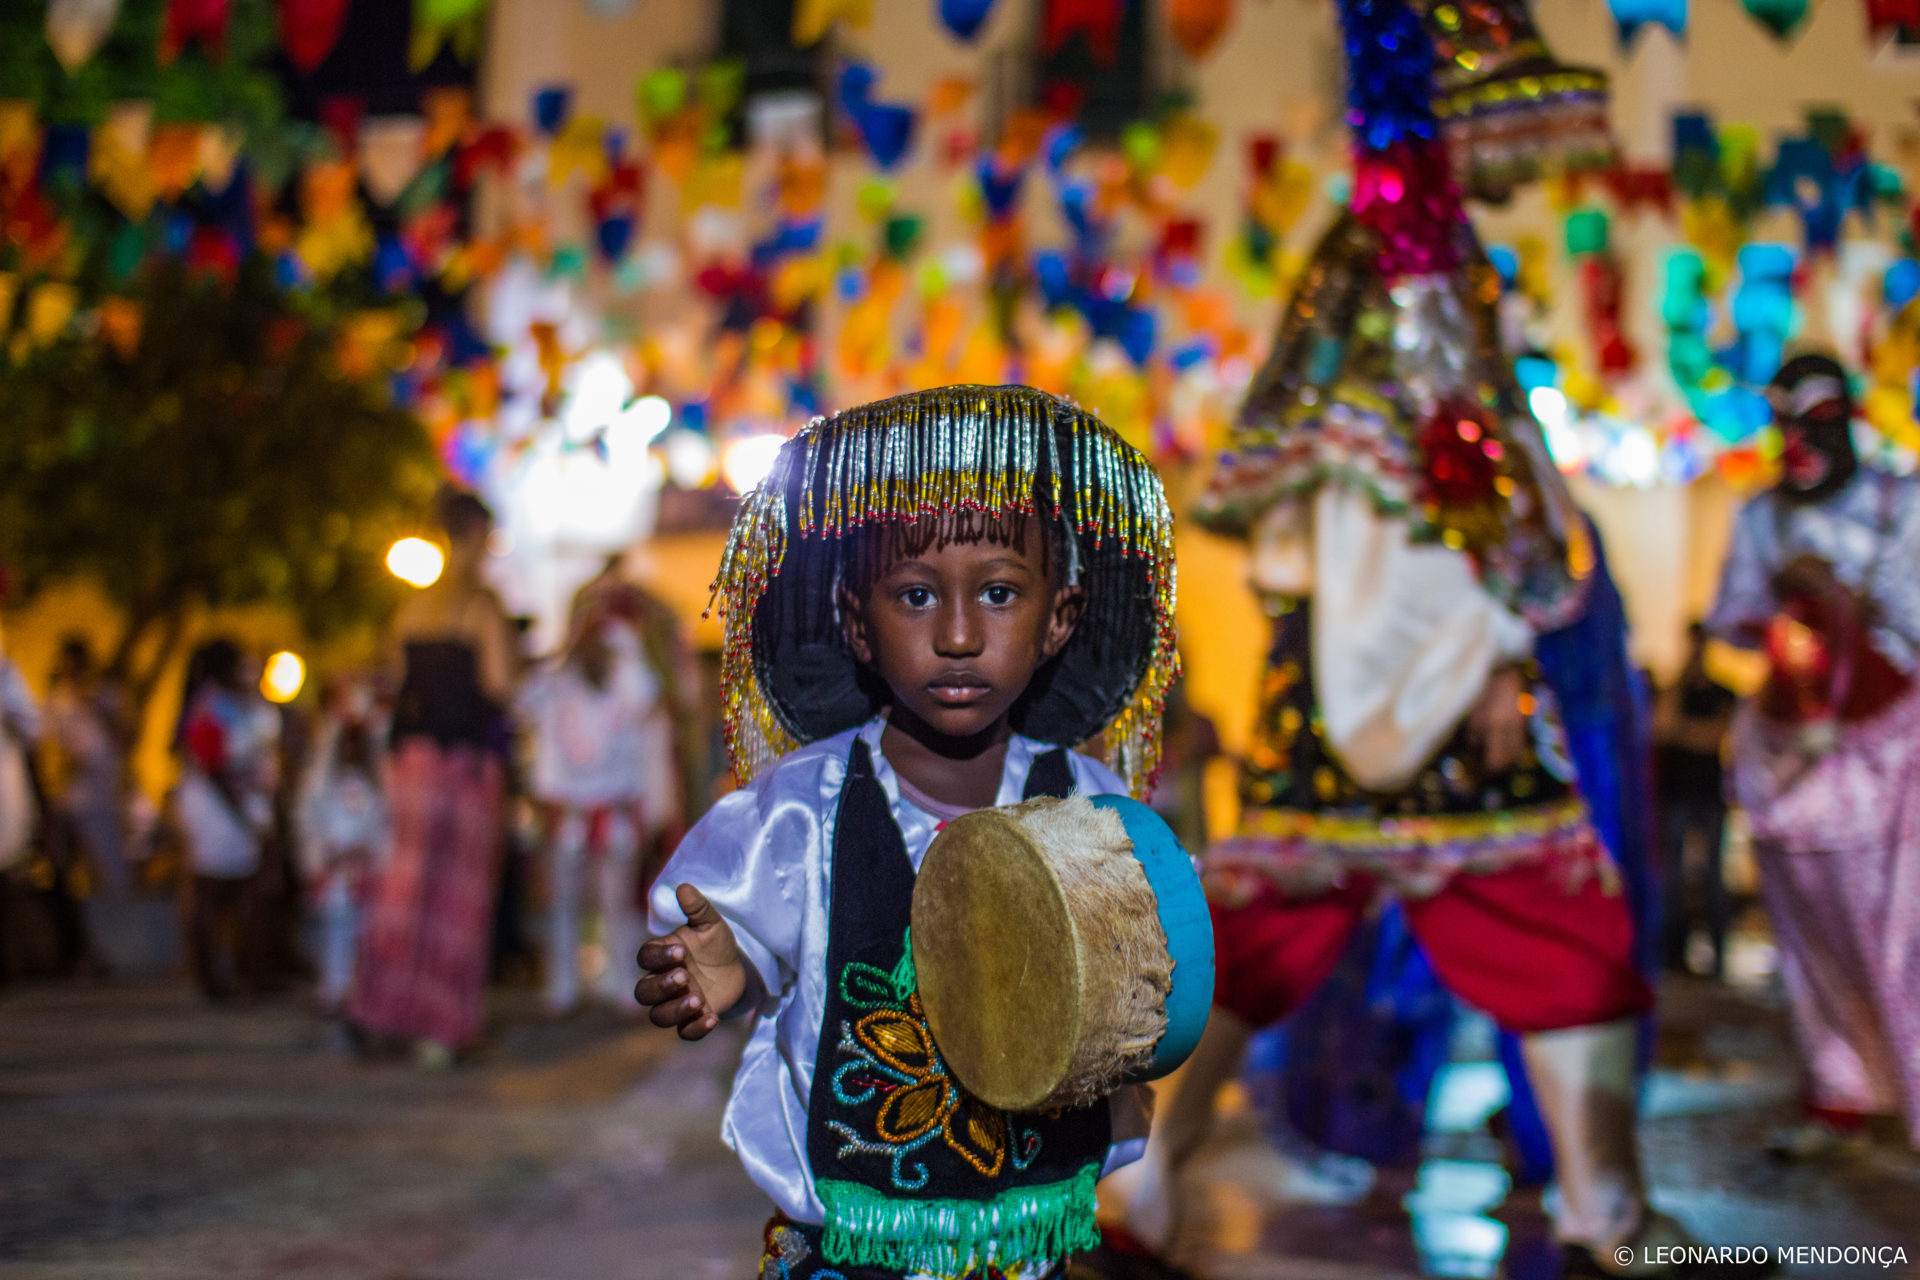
left=934, top=600, right=984, bottom=655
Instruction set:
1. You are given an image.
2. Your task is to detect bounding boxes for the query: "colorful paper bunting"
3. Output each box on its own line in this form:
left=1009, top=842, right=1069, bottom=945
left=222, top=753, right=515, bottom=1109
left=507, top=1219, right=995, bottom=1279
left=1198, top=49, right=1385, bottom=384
left=1867, top=0, right=1920, bottom=34
left=17, top=0, right=1920, bottom=502
left=1606, top=0, right=1686, bottom=41
left=1742, top=0, right=1808, bottom=40
left=1885, top=259, right=1920, bottom=309
left=44, top=0, right=119, bottom=72
left=793, top=0, right=871, bottom=45
left=411, top=0, right=486, bottom=70
left=160, top=0, right=231, bottom=63
left=1167, top=0, right=1232, bottom=59
left=533, top=86, right=573, bottom=136
left=839, top=63, right=918, bottom=171
left=938, top=0, right=996, bottom=40
left=280, top=0, right=350, bottom=73
left=1041, top=0, right=1123, bottom=63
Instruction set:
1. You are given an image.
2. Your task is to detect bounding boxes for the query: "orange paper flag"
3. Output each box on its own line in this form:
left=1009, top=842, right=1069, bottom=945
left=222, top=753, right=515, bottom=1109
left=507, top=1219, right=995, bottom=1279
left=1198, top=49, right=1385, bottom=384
left=1167, top=0, right=1231, bottom=58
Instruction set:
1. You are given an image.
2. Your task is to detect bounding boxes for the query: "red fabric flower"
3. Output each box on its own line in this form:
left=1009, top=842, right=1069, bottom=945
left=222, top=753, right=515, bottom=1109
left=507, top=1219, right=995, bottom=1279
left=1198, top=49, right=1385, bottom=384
left=1418, top=402, right=1502, bottom=508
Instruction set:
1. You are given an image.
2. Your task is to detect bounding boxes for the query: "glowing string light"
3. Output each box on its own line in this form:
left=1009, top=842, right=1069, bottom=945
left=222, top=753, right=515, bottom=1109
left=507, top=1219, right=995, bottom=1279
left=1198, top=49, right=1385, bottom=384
left=261, top=652, right=306, bottom=704
left=387, top=537, right=446, bottom=588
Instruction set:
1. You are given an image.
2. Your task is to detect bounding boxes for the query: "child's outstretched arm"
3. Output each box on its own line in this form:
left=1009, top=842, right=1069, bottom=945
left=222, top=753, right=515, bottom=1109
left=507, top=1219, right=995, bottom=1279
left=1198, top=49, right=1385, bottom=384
left=636, top=883, right=748, bottom=1040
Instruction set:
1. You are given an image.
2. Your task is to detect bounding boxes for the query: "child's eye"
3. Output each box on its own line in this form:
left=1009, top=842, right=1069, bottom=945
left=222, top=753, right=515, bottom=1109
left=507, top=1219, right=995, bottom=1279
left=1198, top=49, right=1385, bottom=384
left=899, top=586, right=935, bottom=608
left=981, top=584, right=1017, bottom=606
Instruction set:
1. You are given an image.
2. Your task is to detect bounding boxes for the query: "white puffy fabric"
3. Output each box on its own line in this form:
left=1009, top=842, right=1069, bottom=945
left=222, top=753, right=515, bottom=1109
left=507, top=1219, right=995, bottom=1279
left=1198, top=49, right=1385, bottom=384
left=645, top=718, right=1144, bottom=1229
left=1306, top=487, right=1534, bottom=793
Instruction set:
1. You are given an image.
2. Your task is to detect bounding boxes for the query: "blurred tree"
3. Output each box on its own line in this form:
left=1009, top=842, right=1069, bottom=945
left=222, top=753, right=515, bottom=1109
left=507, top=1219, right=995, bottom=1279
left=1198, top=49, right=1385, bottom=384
left=0, top=0, right=282, bottom=130
left=0, top=261, right=440, bottom=713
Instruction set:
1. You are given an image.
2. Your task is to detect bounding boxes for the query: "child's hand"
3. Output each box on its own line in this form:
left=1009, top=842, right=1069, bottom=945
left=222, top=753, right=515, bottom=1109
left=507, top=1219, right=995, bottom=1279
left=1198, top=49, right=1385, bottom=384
left=636, top=884, right=748, bottom=1040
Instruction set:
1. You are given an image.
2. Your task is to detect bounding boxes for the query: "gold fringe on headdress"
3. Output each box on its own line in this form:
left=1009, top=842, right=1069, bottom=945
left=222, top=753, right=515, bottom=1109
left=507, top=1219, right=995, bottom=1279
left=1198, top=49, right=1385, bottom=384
left=708, top=385, right=1180, bottom=799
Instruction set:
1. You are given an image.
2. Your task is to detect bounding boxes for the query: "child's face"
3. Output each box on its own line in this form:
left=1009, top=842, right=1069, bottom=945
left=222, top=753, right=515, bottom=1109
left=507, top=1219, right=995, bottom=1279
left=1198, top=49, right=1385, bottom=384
left=841, top=513, right=1083, bottom=743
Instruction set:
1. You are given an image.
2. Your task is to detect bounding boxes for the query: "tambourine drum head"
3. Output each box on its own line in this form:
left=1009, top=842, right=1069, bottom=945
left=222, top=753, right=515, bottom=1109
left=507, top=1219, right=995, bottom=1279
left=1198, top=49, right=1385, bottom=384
left=912, top=811, right=1080, bottom=1113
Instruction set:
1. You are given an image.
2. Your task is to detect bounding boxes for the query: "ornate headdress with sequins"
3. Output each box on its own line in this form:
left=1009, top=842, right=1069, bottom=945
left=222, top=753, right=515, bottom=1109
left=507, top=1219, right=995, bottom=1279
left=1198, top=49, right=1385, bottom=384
left=711, top=385, right=1179, bottom=798
left=1196, top=0, right=1593, bottom=630
left=1414, top=0, right=1613, bottom=203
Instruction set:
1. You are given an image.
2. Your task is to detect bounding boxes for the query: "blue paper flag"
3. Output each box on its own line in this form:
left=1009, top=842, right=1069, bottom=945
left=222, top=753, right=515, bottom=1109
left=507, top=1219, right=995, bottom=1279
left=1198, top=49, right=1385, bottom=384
left=532, top=86, right=573, bottom=136
left=939, top=0, right=996, bottom=40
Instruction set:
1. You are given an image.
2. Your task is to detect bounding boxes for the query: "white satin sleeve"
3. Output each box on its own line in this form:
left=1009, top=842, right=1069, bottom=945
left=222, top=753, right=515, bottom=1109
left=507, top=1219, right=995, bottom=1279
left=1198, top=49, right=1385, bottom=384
left=1308, top=486, right=1530, bottom=793
left=647, top=773, right=820, bottom=1013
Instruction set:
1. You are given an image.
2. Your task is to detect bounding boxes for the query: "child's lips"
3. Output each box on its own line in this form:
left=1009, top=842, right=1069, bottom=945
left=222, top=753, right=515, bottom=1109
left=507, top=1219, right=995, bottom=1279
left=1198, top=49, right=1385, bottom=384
left=927, top=676, right=991, bottom=706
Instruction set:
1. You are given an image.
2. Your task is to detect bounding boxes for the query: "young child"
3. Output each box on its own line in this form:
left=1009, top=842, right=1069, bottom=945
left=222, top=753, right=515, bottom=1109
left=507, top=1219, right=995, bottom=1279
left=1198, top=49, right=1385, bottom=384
left=174, top=639, right=279, bottom=1000
left=297, top=680, right=388, bottom=1012
left=518, top=604, right=671, bottom=1015
left=638, top=385, right=1179, bottom=1280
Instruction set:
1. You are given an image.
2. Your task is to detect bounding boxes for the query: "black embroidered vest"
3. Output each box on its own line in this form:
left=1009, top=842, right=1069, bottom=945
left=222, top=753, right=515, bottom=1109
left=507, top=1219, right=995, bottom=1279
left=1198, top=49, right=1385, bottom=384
left=805, top=739, right=1109, bottom=1274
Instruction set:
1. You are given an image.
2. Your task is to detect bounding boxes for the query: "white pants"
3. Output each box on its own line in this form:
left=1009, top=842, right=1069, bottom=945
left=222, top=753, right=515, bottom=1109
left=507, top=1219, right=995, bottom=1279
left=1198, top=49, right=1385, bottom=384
left=546, top=808, right=644, bottom=1011
left=312, top=876, right=363, bottom=1009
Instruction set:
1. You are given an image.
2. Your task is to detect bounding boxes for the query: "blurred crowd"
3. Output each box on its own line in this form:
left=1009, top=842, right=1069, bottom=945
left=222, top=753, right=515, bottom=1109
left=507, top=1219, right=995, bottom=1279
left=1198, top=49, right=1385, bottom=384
left=0, top=397, right=1914, bottom=1178
left=0, top=489, right=716, bottom=1070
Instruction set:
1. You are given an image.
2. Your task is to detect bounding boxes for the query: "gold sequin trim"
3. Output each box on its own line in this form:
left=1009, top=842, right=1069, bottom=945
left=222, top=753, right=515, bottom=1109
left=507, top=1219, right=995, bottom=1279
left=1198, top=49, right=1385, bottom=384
left=708, top=385, right=1180, bottom=800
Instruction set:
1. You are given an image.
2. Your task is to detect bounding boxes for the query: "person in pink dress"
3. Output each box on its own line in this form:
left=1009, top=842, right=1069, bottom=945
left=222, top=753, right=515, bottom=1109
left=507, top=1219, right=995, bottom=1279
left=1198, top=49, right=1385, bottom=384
left=1708, top=352, right=1920, bottom=1155
left=350, top=490, right=518, bottom=1068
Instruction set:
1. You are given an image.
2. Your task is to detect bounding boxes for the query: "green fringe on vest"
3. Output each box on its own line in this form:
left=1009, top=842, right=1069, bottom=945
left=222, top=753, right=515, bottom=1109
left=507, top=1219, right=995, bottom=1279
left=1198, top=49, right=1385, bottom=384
left=817, top=1165, right=1102, bottom=1274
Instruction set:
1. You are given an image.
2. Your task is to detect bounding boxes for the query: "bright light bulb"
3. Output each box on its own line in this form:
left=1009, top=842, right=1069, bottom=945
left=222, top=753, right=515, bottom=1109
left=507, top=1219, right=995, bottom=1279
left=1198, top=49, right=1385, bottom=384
left=261, top=652, right=306, bottom=704
left=1529, top=386, right=1586, bottom=472
left=628, top=395, right=672, bottom=441
left=387, top=537, right=446, bottom=588
left=664, top=429, right=717, bottom=488
left=1616, top=427, right=1661, bottom=487
left=720, top=433, right=786, bottom=495
left=1527, top=386, right=1568, bottom=432
left=562, top=350, right=633, bottom=441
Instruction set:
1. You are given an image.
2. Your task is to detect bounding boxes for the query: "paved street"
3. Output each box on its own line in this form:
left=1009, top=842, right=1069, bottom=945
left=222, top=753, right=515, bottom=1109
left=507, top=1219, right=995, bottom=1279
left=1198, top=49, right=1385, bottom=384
left=1, top=979, right=1915, bottom=1280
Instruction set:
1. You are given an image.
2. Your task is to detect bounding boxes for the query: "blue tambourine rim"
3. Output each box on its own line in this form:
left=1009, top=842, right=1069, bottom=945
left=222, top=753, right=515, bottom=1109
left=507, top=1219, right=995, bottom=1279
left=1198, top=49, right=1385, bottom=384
left=1089, top=794, right=1215, bottom=1079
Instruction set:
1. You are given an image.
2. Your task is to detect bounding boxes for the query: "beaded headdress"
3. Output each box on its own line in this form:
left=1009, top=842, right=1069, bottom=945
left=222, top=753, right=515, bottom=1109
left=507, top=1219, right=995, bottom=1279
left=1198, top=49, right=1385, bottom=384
left=711, top=385, right=1179, bottom=798
left=1195, top=0, right=1591, bottom=629
left=1413, top=0, right=1613, bottom=203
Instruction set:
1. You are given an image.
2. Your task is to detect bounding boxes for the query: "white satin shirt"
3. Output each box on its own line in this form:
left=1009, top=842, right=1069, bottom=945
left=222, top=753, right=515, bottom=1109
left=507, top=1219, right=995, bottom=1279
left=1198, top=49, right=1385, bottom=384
left=1251, top=488, right=1536, bottom=792
left=646, top=717, right=1141, bottom=1228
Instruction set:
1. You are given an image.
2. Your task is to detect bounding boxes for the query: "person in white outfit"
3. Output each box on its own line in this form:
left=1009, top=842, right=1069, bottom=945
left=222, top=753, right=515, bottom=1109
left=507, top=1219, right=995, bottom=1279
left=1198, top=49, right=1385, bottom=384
left=0, top=627, right=43, bottom=880
left=297, top=682, right=388, bottom=1011
left=518, top=607, right=675, bottom=1014
left=174, top=639, right=279, bottom=1000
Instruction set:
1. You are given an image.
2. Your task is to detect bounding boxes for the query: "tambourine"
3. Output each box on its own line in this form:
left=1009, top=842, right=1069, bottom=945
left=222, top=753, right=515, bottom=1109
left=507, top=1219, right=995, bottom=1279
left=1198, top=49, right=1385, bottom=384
left=910, top=794, right=1214, bottom=1113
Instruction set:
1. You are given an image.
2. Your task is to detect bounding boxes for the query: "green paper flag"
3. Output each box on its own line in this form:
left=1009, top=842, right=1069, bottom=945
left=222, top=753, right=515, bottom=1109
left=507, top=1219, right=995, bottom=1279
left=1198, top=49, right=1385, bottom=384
left=884, top=214, right=923, bottom=260
left=699, top=60, right=746, bottom=117
left=638, top=69, right=688, bottom=126
left=1565, top=208, right=1610, bottom=257
left=107, top=223, right=147, bottom=283
left=857, top=177, right=896, bottom=221
left=1122, top=122, right=1160, bottom=171
left=1805, top=108, right=1850, bottom=154
left=1741, top=0, right=1807, bottom=40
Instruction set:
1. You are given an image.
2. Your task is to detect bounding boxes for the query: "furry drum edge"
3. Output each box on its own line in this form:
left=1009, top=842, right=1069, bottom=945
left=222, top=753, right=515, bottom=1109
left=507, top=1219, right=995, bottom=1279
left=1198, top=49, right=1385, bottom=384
left=909, top=793, right=1215, bottom=1113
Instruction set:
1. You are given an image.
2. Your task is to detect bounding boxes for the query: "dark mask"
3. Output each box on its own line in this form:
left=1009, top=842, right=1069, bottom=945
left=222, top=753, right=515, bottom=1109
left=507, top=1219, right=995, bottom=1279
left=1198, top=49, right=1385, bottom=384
left=1769, top=354, right=1858, bottom=506
left=1777, top=408, right=1857, bottom=505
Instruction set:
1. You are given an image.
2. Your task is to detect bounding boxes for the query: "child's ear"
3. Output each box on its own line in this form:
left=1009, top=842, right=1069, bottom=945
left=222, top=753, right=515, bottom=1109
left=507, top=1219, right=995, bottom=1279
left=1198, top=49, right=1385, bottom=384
left=840, top=584, right=874, bottom=663
left=1042, top=584, right=1086, bottom=658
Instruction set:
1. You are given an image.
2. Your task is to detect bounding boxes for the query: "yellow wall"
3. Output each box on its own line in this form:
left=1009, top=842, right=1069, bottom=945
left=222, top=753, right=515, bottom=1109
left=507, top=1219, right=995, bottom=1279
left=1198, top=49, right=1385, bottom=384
left=477, top=0, right=1920, bottom=697
left=2, top=582, right=374, bottom=799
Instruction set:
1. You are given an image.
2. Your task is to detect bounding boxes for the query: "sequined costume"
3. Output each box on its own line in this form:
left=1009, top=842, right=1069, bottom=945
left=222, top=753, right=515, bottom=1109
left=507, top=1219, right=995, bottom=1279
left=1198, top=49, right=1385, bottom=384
left=1140, top=1, right=1671, bottom=1265
left=652, top=386, right=1180, bottom=1278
